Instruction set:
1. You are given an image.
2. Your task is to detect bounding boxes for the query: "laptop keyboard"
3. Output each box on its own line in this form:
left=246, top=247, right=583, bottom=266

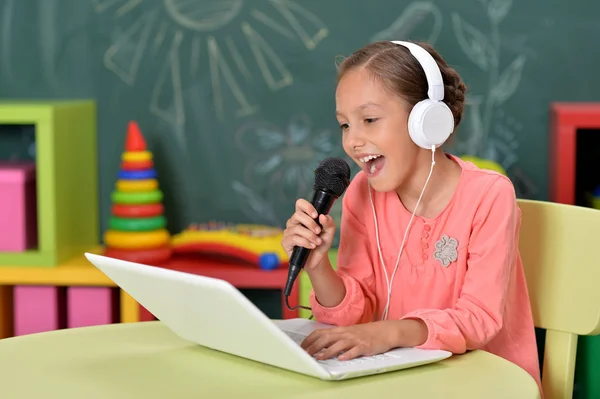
left=284, top=330, right=308, bottom=345
left=282, top=330, right=403, bottom=368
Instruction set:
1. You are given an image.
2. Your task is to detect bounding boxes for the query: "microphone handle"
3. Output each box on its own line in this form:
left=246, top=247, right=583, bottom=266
left=284, top=189, right=337, bottom=296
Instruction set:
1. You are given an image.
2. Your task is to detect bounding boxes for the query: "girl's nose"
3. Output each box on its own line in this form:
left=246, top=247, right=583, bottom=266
left=345, top=128, right=366, bottom=151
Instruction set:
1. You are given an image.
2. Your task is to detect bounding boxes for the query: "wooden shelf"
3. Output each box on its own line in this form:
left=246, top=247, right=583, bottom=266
left=0, top=101, right=98, bottom=267
left=0, top=247, right=113, bottom=286
left=0, top=247, right=302, bottom=337
left=550, top=102, right=600, bottom=204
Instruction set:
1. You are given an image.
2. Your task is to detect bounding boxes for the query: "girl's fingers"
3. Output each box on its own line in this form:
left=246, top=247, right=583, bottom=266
left=302, top=329, right=339, bottom=356
left=295, top=199, right=318, bottom=218
left=316, top=338, right=354, bottom=361
left=337, top=345, right=364, bottom=361
left=286, top=225, right=322, bottom=246
left=285, top=235, right=316, bottom=250
left=291, top=210, right=321, bottom=234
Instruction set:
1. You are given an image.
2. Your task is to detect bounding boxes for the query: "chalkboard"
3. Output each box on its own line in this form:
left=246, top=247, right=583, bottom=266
left=1, top=0, right=599, bottom=239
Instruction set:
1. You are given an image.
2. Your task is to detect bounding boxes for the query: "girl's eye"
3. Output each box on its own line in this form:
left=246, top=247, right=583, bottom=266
left=365, top=118, right=378, bottom=124
left=339, top=123, right=349, bottom=131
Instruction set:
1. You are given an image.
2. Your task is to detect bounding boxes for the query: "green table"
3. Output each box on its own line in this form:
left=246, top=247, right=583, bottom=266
left=0, top=322, right=541, bottom=398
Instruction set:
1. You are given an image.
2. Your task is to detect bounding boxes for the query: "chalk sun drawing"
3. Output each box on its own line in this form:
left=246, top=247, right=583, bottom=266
left=94, top=0, right=329, bottom=129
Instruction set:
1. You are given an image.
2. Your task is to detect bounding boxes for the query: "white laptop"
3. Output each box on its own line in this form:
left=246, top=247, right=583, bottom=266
left=85, top=253, right=451, bottom=380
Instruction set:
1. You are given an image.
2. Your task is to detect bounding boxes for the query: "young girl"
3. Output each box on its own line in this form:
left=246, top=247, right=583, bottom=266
left=281, top=40, right=542, bottom=390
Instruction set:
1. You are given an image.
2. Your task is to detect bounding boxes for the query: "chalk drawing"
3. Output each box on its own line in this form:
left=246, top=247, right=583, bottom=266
left=152, top=21, right=169, bottom=55
left=235, top=113, right=345, bottom=204
left=164, top=0, right=244, bottom=32
left=103, top=9, right=157, bottom=86
left=450, top=0, right=532, bottom=195
left=371, top=1, right=443, bottom=45
left=93, top=0, right=121, bottom=13
left=370, top=0, right=532, bottom=196
left=268, top=0, right=328, bottom=50
left=207, top=36, right=259, bottom=120
left=233, top=112, right=359, bottom=243
left=225, top=36, right=252, bottom=82
left=241, top=22, right=293, bottom=91
left=449, top=0, right=526, bottom=164
left=96, top=0, right=328, bottom=124
left=150, top=30, right=185, bottom=128
left=115, top=0, right=143, bottom=18
left=251, top=8, right=296, bottom=41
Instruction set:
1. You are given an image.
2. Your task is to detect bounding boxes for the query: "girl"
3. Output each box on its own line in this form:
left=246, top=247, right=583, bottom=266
left=281, top=40, right=541, bottom=390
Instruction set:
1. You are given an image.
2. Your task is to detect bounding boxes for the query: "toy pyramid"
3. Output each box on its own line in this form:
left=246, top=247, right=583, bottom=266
left=103, top=121, right=172, bottom=264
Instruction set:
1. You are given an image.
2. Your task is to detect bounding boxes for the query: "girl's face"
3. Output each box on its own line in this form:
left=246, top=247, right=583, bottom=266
left=336, top=67, right=420, bottom=193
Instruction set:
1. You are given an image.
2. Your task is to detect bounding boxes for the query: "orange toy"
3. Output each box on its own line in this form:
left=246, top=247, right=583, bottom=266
left=103, top=121, right=172, bottom=265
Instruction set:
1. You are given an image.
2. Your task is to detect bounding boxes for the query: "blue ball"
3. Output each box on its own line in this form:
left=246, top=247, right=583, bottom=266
left=118, top=169, right=157, bottom=180
left=259, top=253, right=280, bottom=270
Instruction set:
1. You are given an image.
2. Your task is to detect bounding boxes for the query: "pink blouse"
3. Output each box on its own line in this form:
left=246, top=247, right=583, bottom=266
left=310, top=155, right=542, bottom=392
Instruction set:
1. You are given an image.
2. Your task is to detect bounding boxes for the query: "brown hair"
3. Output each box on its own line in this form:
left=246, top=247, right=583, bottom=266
left=336, top=41, right=467, bottom=128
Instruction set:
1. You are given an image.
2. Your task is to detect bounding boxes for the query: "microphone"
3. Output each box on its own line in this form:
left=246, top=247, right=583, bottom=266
left=283, top=157, right=351, bottom=298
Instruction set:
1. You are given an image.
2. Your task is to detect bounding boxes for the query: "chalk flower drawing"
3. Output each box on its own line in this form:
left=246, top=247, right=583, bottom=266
left=231, top=113, right=357, bottom=248
left=371, top=1, right=443, bottom=45
left=450, top=0, right=536, bottom=196
left=93, top=0, right=329, bottom=129
left=232, top=113, right=355, bottom=246
left=451, top=0, right=524, bottom=159
left=235, top=113, right=339, bottom=200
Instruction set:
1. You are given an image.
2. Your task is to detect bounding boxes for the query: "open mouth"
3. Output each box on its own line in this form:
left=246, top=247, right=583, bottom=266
left=359, top=154, right=386, bottom=177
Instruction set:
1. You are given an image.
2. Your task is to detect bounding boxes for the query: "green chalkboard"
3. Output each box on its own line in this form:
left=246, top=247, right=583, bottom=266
left=1, top=0, right=598, bottom=238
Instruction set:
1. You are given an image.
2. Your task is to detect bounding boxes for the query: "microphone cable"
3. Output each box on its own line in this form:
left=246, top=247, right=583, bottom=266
left=284, top=293, right=314, bottom=320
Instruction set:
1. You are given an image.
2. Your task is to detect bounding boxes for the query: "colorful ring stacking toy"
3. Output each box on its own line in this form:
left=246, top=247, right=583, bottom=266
left=122, top=150, right=152, bottom=162
left=104, top=229, right=170, bottom=249
left=102, top=121, right=172, bottom=264
left=111, top=190, right=163, bottom=204
left=111, top=203, right=164, bottom=218
left=121, top=159, right=154, bottom=170
left=118, top=169, right=157, bottom=180
left=109, top=216, right=166, bottom=231
left=104, top=246, right=173, bottom=264
left=116, top=179, right=159, bottom=192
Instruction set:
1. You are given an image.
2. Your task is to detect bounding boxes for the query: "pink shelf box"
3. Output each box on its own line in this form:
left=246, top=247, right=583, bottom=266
left=67, top=287, right=118, bottom=328
left=0, top=162, right=37, bottom=252
left=13, top=286, right=66, bottom=336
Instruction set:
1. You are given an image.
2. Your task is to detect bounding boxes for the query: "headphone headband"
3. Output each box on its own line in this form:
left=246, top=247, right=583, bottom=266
left=390, top=41, right=444, bottom=101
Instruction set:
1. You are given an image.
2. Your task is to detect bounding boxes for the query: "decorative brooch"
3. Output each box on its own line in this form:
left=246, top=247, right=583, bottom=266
left=433, top=235, right=459, bottom=267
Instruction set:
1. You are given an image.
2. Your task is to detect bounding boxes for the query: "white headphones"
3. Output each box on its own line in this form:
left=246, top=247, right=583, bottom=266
left=370, top=41, right=452, bottom=320
left=390, top=41, right=454, bottom=149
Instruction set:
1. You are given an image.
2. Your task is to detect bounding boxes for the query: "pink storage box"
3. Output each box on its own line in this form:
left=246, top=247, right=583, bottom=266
left=67, top=287, right=118, bottom=328
left=13, top=286, right=66, bottom=336
left=0, top=162, right=38, bottom=251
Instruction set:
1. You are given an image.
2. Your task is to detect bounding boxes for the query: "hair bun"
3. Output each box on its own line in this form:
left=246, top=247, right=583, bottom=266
left=443, top=69, right=467, bottom=127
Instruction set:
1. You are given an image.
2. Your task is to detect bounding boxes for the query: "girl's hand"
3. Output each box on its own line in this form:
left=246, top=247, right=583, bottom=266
left=281, top=199, right=336, bottom=270
left=300, top=320, right=428, bottom=361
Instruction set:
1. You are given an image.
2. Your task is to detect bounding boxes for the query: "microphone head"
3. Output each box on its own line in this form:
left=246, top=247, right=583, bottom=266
left=313, top=157, right=351, bottom=197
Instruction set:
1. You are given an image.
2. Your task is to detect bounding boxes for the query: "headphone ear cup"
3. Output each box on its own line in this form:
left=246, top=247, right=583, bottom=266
left=408, top=100, right=455, bottom=149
